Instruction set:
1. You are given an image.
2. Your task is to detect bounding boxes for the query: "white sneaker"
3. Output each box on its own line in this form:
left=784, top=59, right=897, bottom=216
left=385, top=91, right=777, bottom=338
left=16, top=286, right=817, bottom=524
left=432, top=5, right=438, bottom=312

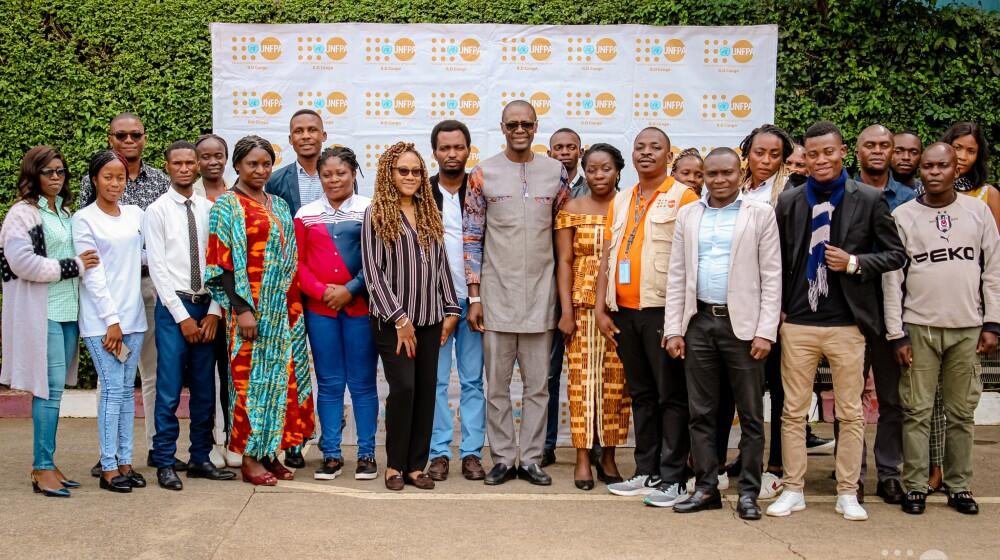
left=835, top=494, right=869, bottom=521
left=209, top=445, right=226, bottom=469
left=643, top=482, right=690, bottom=508
left=718, top=472, right=729, bottom=490
left=759, top=472, right=783, bottom=499
left=608, top=474, right=661, bottom=496
left=766, top=490, right=806, bottom=517
left=224, top=449, right=243, bottom=468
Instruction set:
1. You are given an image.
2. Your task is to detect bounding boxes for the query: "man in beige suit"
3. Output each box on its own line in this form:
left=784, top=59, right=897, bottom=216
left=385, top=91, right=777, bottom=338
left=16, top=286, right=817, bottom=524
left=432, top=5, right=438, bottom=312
left=663, top=148, right=782, bottom=520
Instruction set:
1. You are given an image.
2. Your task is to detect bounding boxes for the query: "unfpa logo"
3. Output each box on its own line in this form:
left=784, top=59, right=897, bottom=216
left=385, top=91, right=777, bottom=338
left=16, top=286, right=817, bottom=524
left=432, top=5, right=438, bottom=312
left=230, top=36, right=282, bottom=62
left=366, top=37, right=416, bottom=63
left=501, top=37, right=552, bottom=62
left=565, top=92, right=616, bottom=117
left=295, top=36, right=348, bottom=62
left=431, top=37, right=481, bottom=63
left=271, top=143, right=284, bottom=167
left=467, top=145, right=480, bottom=169
left=635, top=37, right=686, bottom=64
left=231, top=90, right=282, bottom=117
left=633, top=92, right=684, bottom=118
left=430, top=92, right=480, bottom=118
left=566, top=37, right=618, bottom=62
left=701, top=94, right=752, bottom=119
left=704, top=39, right=754, bottom=64
left=296, top=91, right=348, bottom=116
left=499, top=92, right=551, bottom=116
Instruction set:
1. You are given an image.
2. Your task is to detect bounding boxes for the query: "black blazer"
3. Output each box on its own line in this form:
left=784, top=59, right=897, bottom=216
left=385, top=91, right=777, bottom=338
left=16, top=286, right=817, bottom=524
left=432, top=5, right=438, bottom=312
left=265, top=163, right=301, bottom=216
left=774, top=178, right=906, bottom=338
left=430, top=173, right=467, bottom=214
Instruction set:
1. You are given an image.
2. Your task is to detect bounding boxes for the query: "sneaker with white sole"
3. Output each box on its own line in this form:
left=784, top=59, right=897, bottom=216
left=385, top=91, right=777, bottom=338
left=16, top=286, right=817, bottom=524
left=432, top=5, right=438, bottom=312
left=355, top=457, right=378, bottom=480
left=314, top=457, right=344, bottom=480
left=806, top=433, right=835, bottom=455
left=643, top=482, right=689, bottom=508
left=835, top=494, right=869, bottom=521
left=608, top=474, right=661, bottom=496
left=766, top=490, right=806, bottom=517
left=759, top=472, right=783, bottom=499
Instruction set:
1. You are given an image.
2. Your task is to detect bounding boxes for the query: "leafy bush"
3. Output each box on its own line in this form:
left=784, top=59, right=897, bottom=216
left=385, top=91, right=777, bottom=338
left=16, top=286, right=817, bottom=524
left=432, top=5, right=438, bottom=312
left=1, top=0, right=997, bottom=387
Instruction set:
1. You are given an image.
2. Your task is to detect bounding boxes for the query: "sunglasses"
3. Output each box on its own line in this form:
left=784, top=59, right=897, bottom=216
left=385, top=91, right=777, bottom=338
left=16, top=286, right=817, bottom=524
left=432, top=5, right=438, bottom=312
left=393, top=166, right=424, bottom=177
left=40, top=168, right=67, bottom=178
left=504, top=121, right=536, bottom=132
left=112, top=131, right=145, bottom=141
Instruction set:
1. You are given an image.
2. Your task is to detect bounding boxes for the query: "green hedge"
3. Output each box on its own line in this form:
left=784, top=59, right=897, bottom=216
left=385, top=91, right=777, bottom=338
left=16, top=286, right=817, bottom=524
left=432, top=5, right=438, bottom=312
left=1, top=0, right=998, bottom=388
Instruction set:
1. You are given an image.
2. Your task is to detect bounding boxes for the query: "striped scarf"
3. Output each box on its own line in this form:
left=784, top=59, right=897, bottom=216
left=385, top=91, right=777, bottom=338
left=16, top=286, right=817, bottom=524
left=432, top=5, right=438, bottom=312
left=804, top=170, right=847, bottom=311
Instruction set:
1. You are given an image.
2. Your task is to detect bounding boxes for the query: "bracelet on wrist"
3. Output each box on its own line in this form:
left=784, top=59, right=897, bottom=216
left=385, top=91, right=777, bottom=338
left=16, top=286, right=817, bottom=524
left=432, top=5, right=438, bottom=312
left=395, top=317, right=410, bottom=329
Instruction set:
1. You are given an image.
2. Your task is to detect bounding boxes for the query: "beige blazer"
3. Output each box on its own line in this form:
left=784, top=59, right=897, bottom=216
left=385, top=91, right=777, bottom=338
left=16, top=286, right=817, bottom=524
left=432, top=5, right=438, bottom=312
left=663, top=197, right=782, bottom=342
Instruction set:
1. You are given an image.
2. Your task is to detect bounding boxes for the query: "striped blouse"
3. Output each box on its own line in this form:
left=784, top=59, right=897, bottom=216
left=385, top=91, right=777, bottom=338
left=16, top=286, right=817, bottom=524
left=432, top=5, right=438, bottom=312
left=361, top=208, right=461, bottom=326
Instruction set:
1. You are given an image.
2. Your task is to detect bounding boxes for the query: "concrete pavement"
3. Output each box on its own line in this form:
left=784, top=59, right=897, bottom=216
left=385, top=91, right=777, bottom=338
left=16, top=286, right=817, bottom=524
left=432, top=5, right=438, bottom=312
left=1, top=419, right=998, bottom=559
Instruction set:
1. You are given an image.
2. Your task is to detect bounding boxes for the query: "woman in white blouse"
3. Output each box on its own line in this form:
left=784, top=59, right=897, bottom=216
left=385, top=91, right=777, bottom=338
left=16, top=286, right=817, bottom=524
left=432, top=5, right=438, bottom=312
left=73, top=150, right=148, bottom=494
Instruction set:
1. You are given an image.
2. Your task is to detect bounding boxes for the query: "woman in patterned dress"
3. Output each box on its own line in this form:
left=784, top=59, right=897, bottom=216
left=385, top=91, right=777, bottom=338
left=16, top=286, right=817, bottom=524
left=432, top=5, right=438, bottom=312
left=555, top=143, right=630, bottom=491
left=205, top=135, right=315, bottom=486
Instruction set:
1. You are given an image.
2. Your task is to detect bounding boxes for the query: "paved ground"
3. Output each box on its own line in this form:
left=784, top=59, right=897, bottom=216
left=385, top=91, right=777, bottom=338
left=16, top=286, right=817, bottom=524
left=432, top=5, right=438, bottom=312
left=2, top=419, right=999, bottom=559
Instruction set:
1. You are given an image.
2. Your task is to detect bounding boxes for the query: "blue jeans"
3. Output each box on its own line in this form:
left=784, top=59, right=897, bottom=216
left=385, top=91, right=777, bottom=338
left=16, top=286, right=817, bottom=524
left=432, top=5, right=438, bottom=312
left=86, top=332, right=144, bottom=471
left=305, top=310, right=378, bottom=460
left=33, top=321, right=78, bottom=470
left=151, top=299, right=217, bottom=467
left=430, top=299, right=485, bottom=459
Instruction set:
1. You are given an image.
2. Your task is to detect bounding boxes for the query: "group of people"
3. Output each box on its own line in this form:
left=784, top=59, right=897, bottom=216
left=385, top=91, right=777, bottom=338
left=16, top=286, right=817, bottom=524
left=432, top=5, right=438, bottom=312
left=1, top=101, right=996, bottom=524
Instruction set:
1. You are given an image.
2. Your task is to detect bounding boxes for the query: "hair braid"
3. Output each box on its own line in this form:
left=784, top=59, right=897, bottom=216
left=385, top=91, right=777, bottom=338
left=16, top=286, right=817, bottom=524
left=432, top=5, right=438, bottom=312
left=370, top=142, right=443, bottom=254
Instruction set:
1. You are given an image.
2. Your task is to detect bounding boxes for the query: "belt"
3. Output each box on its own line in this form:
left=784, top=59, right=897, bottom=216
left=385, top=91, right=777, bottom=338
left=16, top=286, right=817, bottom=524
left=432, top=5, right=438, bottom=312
left=697, top=301, right=729, bottom=317
left=176, top=291, right=212, bottom=305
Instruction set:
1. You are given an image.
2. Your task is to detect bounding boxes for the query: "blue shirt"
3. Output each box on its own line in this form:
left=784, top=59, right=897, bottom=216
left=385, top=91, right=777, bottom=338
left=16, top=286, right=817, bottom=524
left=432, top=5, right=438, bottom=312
left=856, top=174, right=917, bottom=212
left=696, top=194, right=741, bottom=304
left=296, top=161, right=324, bottom=207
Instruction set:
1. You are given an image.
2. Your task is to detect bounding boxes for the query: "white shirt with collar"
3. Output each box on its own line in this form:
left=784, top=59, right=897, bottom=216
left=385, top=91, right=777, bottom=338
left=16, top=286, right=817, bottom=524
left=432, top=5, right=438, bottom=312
left=439, top=187, right=467, bottom=300
left=743, top=173, right=776, bottom=205
left=142, top=187, right=221, bottom=323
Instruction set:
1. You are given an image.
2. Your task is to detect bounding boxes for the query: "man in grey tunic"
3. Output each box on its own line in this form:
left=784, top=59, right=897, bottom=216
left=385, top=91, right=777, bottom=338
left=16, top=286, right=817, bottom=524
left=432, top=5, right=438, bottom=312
left=464, top=100, right=569, bottom=485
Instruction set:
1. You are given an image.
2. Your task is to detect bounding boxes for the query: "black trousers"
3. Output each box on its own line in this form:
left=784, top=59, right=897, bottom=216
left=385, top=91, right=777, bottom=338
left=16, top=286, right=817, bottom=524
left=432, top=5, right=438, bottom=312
left=372, top=320, right=443, bottom=473
left=613, top=307, right=689, bottom=483
left=685, top=308, right=765, bottom=496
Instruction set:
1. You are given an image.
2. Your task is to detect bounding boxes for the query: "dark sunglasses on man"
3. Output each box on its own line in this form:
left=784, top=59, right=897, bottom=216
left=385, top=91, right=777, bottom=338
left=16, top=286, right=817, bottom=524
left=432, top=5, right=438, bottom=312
left=112, top=131, right=145, bottom=141
left=503, top=121, right=536, bottom=132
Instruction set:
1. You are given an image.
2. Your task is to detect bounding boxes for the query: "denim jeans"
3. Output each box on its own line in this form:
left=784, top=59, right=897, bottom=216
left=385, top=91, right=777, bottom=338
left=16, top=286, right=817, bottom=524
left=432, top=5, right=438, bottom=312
left=151, top=299, right=217, bottom=467
left=430, top=299, right=485, bottom=460
left=304, top=310, right=379, bottom=460
left=86, top=332, right=144, bottom=471
left=33, top=320, right=78, bottom=470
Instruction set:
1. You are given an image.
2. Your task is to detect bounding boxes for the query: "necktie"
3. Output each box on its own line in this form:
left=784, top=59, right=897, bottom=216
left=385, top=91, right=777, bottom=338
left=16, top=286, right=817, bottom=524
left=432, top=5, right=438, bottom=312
left=185, top=199, right=202, bottom=291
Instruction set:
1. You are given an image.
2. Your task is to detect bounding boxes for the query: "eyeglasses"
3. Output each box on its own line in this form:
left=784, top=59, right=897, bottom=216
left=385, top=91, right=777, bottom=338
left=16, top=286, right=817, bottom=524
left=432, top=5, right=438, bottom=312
left=392, top=166, right=424, bottom=177
left=112, top=131, right=145, bottom=141
left=504, top=121, right=536, bottom=132
left=40, top=168, right=67, bottom=178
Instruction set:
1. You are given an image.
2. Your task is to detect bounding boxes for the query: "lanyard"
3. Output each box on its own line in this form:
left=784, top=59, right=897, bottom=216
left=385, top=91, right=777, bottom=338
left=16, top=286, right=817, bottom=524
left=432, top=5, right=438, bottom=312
left=623, top=188, right=657, bottom=255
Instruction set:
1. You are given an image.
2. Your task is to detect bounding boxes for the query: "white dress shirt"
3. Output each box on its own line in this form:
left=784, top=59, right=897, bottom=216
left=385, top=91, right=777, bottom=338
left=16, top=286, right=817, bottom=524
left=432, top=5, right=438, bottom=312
left=440, top=188, right=467, bottom=300
left=142, top=188, right=221, bottom=323
left=742, top=173, right=775, bottom=205
left=73, top=204, right=148, bottom=338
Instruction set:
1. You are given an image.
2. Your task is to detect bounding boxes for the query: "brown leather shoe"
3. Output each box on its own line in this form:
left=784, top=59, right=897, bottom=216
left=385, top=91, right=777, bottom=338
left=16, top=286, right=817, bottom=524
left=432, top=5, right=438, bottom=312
left=428, top=457, right=449, bottom=481
left=385, top=473, right=404, bottom=491
left=406, top=472, right=435, bottom=490
left=462, top=455, right=485, bottom=480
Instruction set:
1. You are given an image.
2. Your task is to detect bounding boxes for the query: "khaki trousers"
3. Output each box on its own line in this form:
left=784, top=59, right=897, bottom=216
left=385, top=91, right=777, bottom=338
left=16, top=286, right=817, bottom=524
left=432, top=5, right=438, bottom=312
left=780, top=323, right=865, bottom=495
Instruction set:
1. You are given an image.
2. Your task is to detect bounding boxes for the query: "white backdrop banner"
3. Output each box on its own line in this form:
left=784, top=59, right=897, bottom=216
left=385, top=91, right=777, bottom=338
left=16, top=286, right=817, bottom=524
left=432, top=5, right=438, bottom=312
left=211, top=22, right=776, bottom=447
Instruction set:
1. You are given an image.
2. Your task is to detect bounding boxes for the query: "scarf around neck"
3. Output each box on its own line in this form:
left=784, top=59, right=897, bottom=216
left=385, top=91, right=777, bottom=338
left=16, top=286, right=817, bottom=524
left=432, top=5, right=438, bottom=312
left=954, top=175, right=976, bottom=193
left=804, top=170, right=848, bottom=311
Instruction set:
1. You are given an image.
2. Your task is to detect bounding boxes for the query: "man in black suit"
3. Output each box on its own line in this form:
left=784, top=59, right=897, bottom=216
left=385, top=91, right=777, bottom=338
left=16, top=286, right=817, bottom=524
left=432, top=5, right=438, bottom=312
left=766, top=121, right=905, bottom=522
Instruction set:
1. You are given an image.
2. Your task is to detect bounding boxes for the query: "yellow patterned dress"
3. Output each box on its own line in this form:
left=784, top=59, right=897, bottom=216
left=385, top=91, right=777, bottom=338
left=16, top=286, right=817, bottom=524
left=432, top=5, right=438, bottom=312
left=555, top=211, right=630, bottom=449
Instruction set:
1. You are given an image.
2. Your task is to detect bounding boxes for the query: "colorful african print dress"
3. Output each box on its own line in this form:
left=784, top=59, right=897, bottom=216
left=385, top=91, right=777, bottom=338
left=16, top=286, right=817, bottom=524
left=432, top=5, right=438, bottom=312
left=205, top=190, right=314, bottom=459
left=555, top=210, right=630, bottom=449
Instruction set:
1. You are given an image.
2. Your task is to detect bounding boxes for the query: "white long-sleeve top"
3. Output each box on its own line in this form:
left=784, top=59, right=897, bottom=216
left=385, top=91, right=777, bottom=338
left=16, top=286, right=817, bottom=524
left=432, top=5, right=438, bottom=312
left=72, top=204, right=147, bottom=338
left=142, top=188, right=221, bottom=322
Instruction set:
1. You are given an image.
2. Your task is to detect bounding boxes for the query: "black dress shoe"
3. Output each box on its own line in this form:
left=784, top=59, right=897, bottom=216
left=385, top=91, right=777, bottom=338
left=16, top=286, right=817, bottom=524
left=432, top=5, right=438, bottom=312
left=99, top=474, right=132, bottom=493
left=947, top=491, right=979, bottom=515
left=148, top=451, right=188, bottom=472
left=876, top=479, right=905, bottom=504
left=674, top=489, right=722, bottom=513
left=518, top=463, right=552, bottom=486
left=157, top=467, right=183, bottom=491
left=901, top=490, right=926, bottom=515
left=738, top=495, right=762, bottom=520
left=121, top=469, right=146, bottom=488
left=187, top=462, right=237, bottom=481
left=484, top=463, right=516, bottom=486
left=91, top=460, right=102, bottom=478
left=575, top=479, right=595, bottom=491
left=284, top=447, right=305, bottom=469
left=541, top=449, right=556, bottom=468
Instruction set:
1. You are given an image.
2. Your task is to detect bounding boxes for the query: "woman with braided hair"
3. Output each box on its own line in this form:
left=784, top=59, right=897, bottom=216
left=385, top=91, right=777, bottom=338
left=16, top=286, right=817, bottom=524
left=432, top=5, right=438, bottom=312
left=671, top=148, right=705, bottom=195
left=362, top=142, right=461, bottom=491
left=205, top=135, right=315, bottom=486
left=739, top=124, right=795, bottom=206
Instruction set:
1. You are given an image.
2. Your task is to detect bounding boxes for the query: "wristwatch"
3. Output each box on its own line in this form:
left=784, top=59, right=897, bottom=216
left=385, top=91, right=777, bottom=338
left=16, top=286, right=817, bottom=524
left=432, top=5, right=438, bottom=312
left=847, top=255, right=860, bottom=275
left=468, top=296, right=482, bottom=304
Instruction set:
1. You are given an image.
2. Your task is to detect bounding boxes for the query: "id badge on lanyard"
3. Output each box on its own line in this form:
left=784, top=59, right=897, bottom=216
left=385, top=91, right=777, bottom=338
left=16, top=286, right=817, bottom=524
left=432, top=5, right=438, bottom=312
left=618, top=259, right=632, bottom=285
